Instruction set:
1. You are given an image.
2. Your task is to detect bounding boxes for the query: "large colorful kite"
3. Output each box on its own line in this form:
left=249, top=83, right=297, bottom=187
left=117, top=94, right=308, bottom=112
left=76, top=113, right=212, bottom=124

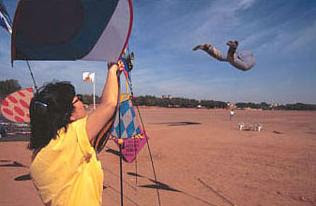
left=11, top=0, right=133, bottom=63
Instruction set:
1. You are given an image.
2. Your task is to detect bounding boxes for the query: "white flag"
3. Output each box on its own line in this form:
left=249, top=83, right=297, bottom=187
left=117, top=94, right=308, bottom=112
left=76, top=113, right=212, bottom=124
left=83, top=72, right=95, bottom=83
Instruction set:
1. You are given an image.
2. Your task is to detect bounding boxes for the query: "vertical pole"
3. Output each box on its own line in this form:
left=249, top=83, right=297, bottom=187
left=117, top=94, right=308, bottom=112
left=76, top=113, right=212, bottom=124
left=117, top=74, right=124, bottom=206
left=93, top=75, right=96, bottom=110
left=119, top=144, right=124, bottom=206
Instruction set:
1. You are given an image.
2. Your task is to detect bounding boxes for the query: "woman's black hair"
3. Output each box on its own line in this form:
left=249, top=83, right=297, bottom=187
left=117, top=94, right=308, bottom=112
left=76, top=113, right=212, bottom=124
left=28, top=81, right=75, bottom=150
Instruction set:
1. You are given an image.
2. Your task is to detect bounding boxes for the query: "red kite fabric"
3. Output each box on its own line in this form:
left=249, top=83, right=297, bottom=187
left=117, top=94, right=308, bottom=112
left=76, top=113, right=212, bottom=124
left=0, top=88, right=33, bottom=123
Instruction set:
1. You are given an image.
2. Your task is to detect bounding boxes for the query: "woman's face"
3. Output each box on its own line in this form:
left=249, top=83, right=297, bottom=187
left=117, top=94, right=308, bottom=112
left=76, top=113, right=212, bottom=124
left=70, top=95, right=86, bottom=121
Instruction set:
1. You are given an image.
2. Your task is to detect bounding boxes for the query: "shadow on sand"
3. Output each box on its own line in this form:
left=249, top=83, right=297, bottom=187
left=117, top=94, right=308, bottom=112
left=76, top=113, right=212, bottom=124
left=15, top=173, right=31, bottom=181
left=127, top=172, right=217, bottom=206
left=0, top=160, right=28, bottom=168
left=153, top=121, right=201, bottom=126
left=0, top=160, right=31, bottom=181
left=105, top=148, right=121, bottom=157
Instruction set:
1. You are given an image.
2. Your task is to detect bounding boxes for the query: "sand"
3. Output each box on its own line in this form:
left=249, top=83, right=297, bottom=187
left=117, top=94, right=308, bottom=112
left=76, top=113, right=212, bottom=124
left=0, top=108, right=315, bottom=206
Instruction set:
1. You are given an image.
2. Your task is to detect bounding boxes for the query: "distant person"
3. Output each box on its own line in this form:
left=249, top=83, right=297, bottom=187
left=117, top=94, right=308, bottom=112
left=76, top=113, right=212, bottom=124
left=193, top=40, right=255, bottom=71
left=0, top=124, right=6, bottom=138
left=229, top=109, right=235, bottom=120
left=29, top=63, right=120, bottom=206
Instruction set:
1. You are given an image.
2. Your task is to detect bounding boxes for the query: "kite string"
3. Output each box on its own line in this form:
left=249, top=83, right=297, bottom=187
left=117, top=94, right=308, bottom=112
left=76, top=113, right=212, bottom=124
left=123, top=54, right=161, bottom=205
left=25, top=60, right=38, bottom=92
left=118, top=52, right=161, bottom=206
left=133, top=97, right=162, bottom=206
left=8, top=26, right=38, bottom=92
left=117, top=74, right=124, bottom=206
left=5, top=10, right=38, bottom=92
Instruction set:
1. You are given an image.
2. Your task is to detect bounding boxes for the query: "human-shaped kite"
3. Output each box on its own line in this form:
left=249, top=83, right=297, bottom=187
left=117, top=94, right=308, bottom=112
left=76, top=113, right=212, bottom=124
left=193, top=40, right=255, bottom=71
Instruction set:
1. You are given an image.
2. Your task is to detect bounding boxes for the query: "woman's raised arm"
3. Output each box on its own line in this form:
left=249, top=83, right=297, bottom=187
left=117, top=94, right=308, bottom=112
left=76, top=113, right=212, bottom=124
left=86, top=64, right=120, bottom=143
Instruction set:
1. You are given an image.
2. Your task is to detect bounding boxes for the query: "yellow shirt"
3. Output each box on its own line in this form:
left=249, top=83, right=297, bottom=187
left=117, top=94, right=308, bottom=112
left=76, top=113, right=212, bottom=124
left=30, top=117, right=103, bottom=206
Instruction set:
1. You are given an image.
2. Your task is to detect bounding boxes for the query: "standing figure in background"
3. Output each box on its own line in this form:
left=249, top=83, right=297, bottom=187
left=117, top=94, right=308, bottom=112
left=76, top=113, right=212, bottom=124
left=229, top=109, right=235, bottom=120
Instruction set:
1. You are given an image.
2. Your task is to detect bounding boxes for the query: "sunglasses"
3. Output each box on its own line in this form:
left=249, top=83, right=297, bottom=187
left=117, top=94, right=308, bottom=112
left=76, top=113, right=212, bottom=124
left=73, top=94, right=83, bottom=104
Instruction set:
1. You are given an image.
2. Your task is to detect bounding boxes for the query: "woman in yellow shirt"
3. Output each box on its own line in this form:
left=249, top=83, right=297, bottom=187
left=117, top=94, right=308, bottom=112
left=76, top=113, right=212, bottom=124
left=29, top=64, right=120, bottom=206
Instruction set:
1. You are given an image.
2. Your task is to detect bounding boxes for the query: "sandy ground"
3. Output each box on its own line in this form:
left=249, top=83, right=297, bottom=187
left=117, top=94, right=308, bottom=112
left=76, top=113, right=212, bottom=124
left=0, top=108, right=315, bottom=206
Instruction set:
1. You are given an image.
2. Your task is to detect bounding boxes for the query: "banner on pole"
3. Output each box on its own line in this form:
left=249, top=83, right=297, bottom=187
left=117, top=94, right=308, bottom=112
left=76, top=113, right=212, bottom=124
left=83, top=72, right=95, bottom=83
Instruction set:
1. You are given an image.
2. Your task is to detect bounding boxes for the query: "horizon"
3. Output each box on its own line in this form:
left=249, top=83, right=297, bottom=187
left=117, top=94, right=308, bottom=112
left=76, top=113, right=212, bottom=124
left=1, top=0, right=316, bottom=105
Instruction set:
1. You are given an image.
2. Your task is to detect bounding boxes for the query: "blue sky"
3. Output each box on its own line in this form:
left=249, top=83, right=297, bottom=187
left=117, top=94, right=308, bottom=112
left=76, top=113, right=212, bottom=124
left=1, top=0, right=316, bottom=104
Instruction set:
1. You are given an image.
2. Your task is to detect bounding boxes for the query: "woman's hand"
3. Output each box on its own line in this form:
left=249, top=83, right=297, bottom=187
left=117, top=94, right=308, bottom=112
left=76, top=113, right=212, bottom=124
left=107, top=62, right=117, bottom=72
left=108, top=62, right=124, bottom=76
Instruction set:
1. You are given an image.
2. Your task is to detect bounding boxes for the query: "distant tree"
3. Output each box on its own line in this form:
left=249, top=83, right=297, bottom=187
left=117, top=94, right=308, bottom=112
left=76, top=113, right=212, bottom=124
left=236, top=102, right=262, bottom=109
left=0, top=79, right=22, bottom=99
left=200, top=100, right=227, bottom=108
left=78, top=94, right=100, bottom=105
left=144, top=95, right=158, bottom=106
left=133, top=95, right=316, bottom=111
left=133, top=96, right=145, bottom=106
left=260, top=102, right=270, bottom=110
left=276, top=103, right=316, bottom=111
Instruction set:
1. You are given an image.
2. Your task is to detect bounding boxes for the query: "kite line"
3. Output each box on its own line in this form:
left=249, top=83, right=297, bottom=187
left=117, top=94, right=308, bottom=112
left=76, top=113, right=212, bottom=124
left=0, top=0, right=38, bottom=91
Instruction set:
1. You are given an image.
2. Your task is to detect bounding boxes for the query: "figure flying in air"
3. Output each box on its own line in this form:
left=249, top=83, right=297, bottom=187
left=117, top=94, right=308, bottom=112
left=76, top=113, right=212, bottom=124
left=193, top=40, right=255, bottom=71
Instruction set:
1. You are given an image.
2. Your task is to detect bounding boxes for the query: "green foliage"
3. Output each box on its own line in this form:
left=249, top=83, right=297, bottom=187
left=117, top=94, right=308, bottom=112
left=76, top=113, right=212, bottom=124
left=200, top=100, right=227, bottom=109
left=77, top=94, right=100, bottom=105
left=134, top=96, right=200, bottom=108
left=236, top=102, right=316, bottom=111
left=134, top=96, right=225, bottom=108
left=133, top=96, right=316, bottom=111
left=275, top=103, right=316, bottom=111
left=0, top=79, right=22, bottom=99
left=236, top=102, right=261, bottom=109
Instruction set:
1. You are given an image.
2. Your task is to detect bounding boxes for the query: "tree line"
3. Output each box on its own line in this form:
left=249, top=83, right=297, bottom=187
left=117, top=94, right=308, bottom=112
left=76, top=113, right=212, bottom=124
left=1, top=79, right=316, bottom=111
left=134, top=95, right=316, bottom=111
left=0, top=79, right=21, bottom=99
left=133, top=95, right=228, bottom=109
